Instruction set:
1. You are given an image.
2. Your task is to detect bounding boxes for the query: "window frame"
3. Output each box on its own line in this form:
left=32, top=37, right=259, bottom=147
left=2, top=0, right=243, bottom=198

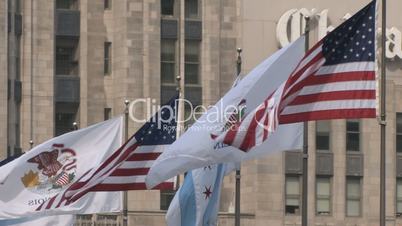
left=185, top=0, right=200, bottom=19
left=346, top=119, right=361, bottom=152
left=184, top=40, right=200, bottom=86
left=285, top=175, right=302, bottom=215
left=161, top=0, right=176, bottom=17
left=104, top=0, right=111, bottom=10
left=315, top=176, right=332, bottom=216
left=396, top=113, right=402, bottom=153
left=345, top=176, right=362, bottom=217
left=161, top=39, right=177, bottom=85
left=316, top=120, right=331, bottom=152
left=396, top=178, right=402, bottom=217
left=104, top=41, right=112, bottom=75
left=160, top=189, right=176, bottom=210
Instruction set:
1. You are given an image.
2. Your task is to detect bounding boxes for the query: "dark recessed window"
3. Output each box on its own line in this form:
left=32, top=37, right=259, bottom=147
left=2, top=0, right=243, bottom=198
left=55, top=112, right=76, bottom=136
left=56, top=47, right=78, bottom=76
left=316, top=120, right=330, bottom=151
left=185, top=40, right=200, bottom=85
left=185, top=0, right=198, bottom=19
left=346, top=119, right=360, bottom=152
left=160, top=190, right=176, bottom=210
left=161, top=39, right=176, bottom=84
left=104, top=108, right=112, bottom=120
left=104, top=42, right=112, bottom=75
left=56, top=0, right=78, bottom=10
left=104, top=0, right=111, bottom=10
left=161, top=0, right=174, bottom=16
left=397, top=113, right=402, bottom=153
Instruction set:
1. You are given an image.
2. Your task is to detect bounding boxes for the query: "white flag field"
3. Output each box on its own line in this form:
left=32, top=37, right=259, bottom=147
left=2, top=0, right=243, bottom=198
left=146, top=36, right=306, bottom=188
left=0, top=117, right=123, bottom=219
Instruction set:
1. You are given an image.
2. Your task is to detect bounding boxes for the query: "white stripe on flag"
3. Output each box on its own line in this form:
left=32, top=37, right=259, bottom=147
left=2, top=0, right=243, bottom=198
left=119, top=161, right=155, bottom=169
left=101, top=175, right=147, bottom=184
left=315, top=61, right=375, bottom=75
left=300, top=81, right=377, bottom=96
left=134, top=145, right=167, bottom=154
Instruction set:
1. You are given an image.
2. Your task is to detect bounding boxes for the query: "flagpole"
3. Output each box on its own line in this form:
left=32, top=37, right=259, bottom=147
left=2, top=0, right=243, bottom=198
left=301, top=16, right=310, bottom=226
left=123, top=99, right=130, bottom=226
left=379, top=0, right=387, bottom=225
left=234, top=47, right=242, bottom=226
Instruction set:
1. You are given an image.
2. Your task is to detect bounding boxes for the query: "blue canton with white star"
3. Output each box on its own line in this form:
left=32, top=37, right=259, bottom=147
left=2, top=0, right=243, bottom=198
left=322, top=1, right=375, bottom=66
left=134, top=94, right=178, bottom=145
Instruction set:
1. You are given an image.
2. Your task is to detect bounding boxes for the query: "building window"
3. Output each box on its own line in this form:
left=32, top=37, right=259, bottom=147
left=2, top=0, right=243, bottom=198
left=75, top=214, right=93, bottom=226
left=316, top=177, right=331, bottom=215
left=96, top=215, right=118, bottom=226
left=104, top=42, right=112, bottom=75
left=161, top=0, right=174, bottom=16
left=104, top=0, right=111, bottom=10
left=185, top=40, right=200, bottom=85
left=56, top=46, right=78, bottom=76
left=346, top=119, right=360, bottom=152
left=56, top=0, right=78, bottom=10
left=346, top=177, right=361, bottom=217
left=285, top=176, right=301, bottom=215
left=160, top=190, right=176, bottom=210
left=397, top=179, right=402, bottom=217
left=104, top=108, right=112, bottom=120
left=161, top=39, right=176, bottom=84
left=397, top=113, right=402, bottom=153
left=185, top=0, right=199, bottom=19
left=55, top=112, right=76, bottom=136
left=316, top=120, right=330, bottom=151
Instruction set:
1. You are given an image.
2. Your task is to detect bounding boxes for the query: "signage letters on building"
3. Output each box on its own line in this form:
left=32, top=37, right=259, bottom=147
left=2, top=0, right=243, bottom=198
left=276, top=8, right=402, bottom=60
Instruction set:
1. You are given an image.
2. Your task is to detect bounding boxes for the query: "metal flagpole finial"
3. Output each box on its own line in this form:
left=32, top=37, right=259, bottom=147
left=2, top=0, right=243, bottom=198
left=72, top=122, right=78, bottom=130
left=236, top=48, right=242, bottom=76
left=176, top=75, right=182, bottom=92
left=124, top=99, right=130, bottom=113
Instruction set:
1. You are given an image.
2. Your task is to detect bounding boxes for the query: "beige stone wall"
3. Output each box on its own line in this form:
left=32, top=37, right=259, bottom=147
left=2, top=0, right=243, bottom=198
left=20, top=0, right=54, bottom=150
left=0, top=0, right=7, bottom=159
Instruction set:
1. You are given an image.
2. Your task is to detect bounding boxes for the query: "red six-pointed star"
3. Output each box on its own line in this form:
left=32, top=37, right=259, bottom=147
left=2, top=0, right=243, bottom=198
left=203, top=186, right=212, bottom=199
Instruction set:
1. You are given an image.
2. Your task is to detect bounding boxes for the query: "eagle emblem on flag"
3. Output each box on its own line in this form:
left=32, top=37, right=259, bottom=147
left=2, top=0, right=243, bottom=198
left=21, top=144, right=77, bottom=194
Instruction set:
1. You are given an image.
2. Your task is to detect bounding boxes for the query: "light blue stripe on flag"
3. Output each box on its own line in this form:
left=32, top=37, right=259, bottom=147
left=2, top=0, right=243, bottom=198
left=202, top=164, right=225, bottom=226
left=179, top=171, right=197, bottom=226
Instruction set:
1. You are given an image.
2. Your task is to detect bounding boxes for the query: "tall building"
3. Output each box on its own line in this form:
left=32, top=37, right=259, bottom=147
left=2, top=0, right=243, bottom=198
left=1, top=0, right=402, bottom=225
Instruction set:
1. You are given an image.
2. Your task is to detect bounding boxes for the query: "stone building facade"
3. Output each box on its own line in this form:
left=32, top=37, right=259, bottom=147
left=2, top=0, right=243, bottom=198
left=1, top=0, right=402, bottom=225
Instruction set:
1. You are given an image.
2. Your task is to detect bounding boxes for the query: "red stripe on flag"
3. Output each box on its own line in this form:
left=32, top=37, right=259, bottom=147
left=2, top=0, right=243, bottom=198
left=289, top=90, right=376, bottom=106
left=283, top=52, right=324, bottom=95
left=283, top=71, right=375, bottom=100
left=126, top=152, right=161, bottom=161
left=90, top=182, right=175, bottom=191
left=110, top=168, right=150, bottom=176
left=279, top=108, right=376, bottom=124
left=239, top=101, right=267, bottom=151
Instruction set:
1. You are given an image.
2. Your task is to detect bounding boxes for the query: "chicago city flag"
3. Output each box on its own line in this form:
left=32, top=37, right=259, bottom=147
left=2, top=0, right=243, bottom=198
left=216, top=1, right=377, bottom=151
left=0, top=117, right=123, bottom=219
left=166, top=164, right=227, bottom=226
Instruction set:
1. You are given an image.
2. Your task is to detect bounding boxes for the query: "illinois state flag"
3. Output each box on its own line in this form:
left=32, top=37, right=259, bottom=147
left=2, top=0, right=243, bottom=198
left=0, top=117, right=123, bottom=219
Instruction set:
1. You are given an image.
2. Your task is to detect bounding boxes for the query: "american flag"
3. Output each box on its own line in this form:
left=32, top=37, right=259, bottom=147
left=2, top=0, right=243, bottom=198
left=217, top=1, right=376, bottom=152
left=37, top=95, right=178, bottom=210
